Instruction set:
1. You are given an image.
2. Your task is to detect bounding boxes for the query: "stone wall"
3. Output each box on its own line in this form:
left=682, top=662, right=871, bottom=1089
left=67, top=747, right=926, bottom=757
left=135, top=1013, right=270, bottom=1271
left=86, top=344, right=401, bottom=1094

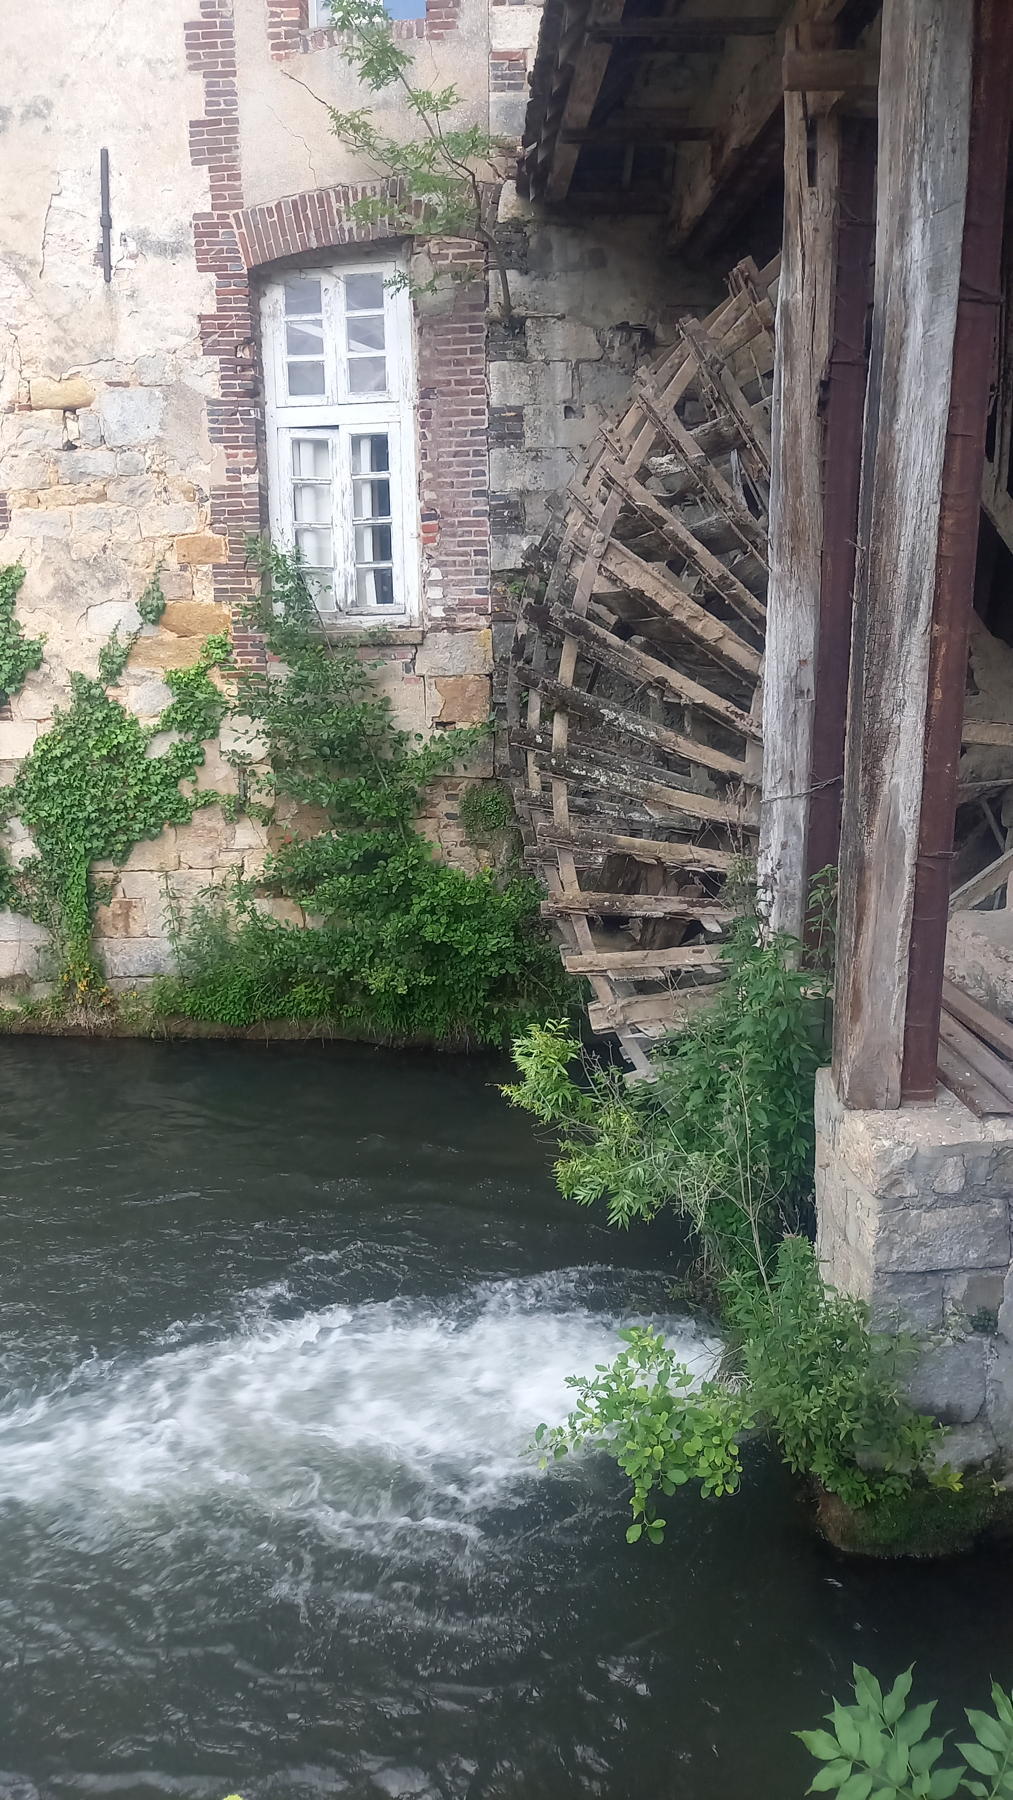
left=815, top=1067, right=1013, bottom=1472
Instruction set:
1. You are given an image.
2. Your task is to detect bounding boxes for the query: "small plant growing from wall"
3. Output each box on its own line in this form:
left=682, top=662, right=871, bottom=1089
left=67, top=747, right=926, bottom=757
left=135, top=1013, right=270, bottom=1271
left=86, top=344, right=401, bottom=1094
left=0, top=564, right=44, bottom=699
left=316, top=0, right=517, bottom=317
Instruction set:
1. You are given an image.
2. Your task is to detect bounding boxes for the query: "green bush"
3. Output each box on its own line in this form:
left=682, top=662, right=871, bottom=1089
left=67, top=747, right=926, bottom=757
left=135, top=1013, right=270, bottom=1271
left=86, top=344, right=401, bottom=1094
left=799, top=1666, right=1013, bottom=1800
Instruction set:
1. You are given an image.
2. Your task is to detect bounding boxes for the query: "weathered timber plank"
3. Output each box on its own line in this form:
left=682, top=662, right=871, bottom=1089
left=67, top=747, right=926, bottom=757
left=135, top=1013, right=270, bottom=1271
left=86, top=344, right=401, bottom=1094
left=679, top=317, right=773, bottom=475
left=601, top=457, right=766, bottom=630
left=522, top=669, right=750, bottom=779
left=536, top=823, right=738, bottom=874
left=593, top=537, right=761, bottom=677
left=759, top=67, right=839, bottom=937
left=961, top=720, right=1013, bottom=747
left=939, top=1011, right=1013, bottom=1106
left=639, top=400, right=769, bottom=552
left=544, top=892, right=733, bottom=922
left=545, top=0, right=625, bottom=203
left=516, top=736, right=756, bottom=829
left=949, top=848, right=1013, bottom=913
left=941, top=979, right=1013, bottom=1063
left=564, top=945, right=721, bottom=974
left=782, top=47, right=878, bottom=90
left=937, top=1042, right=1013, bottom=1117
left=833, top=0, right=975, bottom=1110
left=525, top=600, right=759, bottom=740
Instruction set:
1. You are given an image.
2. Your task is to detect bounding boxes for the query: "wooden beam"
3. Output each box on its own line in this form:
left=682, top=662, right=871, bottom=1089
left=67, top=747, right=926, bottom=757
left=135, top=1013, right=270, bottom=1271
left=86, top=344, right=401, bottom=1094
left=535, top=823, right=738, bottom=874
left=595, top=537, right=762, bottom=678
left=949, top=848, right=1013, bottom=914
left=564, top=945, right=721, bottom=975
left=782, top=47, right=879, bottom=90
left=521, top=668, right=750, bottom=779
left=942, top=978, right=1013, bottom=1064
left=590, top=15, right=780, bottom=42
left=939, top=1010, right=1013, bottom=1107
left=760, top=50, right=840, bottom=938
left=545, top=0, right=626, bottom=205
left=937, top=1040, right=1013, bottom=1117
left=517, top=734, right=756, bottom=829
left=544, top=892, right=733, bottom=922
left=561, top=122, right=714, bottom=146
left=833, top=0, right=975, bottom=1110
left=603, top=458, right=766, bottom=630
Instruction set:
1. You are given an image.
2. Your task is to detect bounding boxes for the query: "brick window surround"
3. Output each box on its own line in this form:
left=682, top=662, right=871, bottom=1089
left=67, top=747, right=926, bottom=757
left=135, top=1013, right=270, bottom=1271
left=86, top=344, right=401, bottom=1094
left=266, top=0, right=460, bottom=61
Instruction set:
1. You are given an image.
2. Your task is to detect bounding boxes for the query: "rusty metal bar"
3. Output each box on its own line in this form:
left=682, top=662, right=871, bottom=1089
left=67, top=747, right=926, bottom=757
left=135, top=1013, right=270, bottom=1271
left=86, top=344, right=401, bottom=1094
left=901, top=0, right=1013, bottom=1100
left=804, top=117, right=877, bottom=896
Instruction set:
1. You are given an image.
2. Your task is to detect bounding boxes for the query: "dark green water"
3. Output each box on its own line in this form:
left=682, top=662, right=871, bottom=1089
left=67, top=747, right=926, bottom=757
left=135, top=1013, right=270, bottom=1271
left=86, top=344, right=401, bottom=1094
left=0, top=1038, right=1011, bottom=1800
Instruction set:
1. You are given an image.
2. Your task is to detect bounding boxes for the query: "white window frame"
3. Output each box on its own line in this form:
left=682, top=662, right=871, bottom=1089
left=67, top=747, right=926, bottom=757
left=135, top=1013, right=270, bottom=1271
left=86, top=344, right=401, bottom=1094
left=261, top=258, right=420, bottom=623
left=308, top=0, right=332, bottom=27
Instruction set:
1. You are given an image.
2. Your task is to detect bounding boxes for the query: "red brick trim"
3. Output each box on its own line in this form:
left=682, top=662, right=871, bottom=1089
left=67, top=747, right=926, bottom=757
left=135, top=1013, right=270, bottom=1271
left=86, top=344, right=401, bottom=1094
left=490, top=48, right=527, bottom=92
left=265, top=0, right=460, bottom=61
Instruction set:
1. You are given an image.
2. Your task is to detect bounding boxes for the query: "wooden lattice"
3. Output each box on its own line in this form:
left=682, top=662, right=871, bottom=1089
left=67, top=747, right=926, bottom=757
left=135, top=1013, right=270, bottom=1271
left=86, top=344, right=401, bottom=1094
left=507, top=255, right=779, bottom=1073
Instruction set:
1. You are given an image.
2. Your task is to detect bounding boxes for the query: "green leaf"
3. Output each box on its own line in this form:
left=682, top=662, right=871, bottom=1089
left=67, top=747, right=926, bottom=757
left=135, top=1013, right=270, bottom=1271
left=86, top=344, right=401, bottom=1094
left=625, top=1523, right=642, bottom=1544
left=832, top=1709, right=863, bottom=1761
left=967, top=1713, right=1012, bottom=1756
left=835, top=1770, right=876, bottom=1800
left=809, top=1761, right=856, bottom=1792
left=898, top=1705, right=938, bottom=1749
left=883, top=1670, right=915, bottom=1727
left=926, top=1770, right=964, bottom=1800
left=958, top=1744, right=1000, bottom=1778
left=800, top=1732, right=847, bottom=1763
left=909, top=1739, right=946, bottom=1777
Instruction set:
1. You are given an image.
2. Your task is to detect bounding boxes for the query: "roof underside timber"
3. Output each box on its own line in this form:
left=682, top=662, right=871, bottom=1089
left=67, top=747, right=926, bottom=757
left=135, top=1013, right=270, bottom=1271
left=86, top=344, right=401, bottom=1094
left=521, top=0, right=881, bottom=252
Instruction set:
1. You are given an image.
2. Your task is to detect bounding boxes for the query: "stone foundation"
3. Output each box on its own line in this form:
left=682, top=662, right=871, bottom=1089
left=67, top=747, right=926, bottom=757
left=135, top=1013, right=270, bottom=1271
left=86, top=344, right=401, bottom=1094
left=815, top=1067, right=1013, bottom=1471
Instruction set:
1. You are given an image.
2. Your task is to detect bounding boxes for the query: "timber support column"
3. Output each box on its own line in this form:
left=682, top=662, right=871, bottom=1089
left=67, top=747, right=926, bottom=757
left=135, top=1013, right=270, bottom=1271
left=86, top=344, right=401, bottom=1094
left=760, top=28, right=876, bottom=939
left=816, top=0, right=1013, bottom=1467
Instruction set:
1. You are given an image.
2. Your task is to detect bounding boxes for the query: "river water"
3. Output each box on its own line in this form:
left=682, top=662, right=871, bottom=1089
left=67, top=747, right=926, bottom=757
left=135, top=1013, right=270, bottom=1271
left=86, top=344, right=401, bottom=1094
left=1, top=1039, right=1012, bottom=1800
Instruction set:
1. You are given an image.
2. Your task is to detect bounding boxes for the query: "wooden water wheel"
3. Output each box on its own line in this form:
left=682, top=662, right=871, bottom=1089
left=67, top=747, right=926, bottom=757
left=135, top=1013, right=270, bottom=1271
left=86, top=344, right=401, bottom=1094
left=506, top=255, right=779, bottom=1073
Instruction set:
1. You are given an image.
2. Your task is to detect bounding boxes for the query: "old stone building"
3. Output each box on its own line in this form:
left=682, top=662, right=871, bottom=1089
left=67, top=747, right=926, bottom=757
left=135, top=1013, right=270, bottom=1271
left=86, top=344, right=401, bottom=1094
left=0, top=0, right=722, bottom=988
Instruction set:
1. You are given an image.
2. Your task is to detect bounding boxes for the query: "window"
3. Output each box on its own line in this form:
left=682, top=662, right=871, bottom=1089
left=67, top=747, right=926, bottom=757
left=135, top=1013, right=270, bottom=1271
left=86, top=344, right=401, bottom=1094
left=308, top=0, right=425, bottom=25
left=262, top=262, right=419, bottom=621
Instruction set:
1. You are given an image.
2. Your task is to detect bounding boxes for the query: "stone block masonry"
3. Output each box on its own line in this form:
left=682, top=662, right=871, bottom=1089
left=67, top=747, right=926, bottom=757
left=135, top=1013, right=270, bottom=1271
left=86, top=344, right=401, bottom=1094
left=816, top=1068, right=1013, bottom=1472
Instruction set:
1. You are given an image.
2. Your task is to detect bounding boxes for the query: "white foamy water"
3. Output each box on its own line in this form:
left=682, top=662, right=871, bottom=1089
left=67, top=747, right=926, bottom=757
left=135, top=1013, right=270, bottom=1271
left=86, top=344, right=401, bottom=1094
left=0, top=1269, right=720, bottom=1537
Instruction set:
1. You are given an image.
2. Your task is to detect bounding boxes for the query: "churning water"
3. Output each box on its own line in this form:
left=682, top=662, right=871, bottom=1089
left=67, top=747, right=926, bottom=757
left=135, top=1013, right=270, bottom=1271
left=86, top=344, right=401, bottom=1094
left=1, top=1039, right=1013, bottom=1800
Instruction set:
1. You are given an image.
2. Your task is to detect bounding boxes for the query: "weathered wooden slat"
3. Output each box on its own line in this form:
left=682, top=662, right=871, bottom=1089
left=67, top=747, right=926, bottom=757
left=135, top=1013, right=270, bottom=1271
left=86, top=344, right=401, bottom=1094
left=601, top=457, right=766, bottom=629
left=521, top=669, right=750, bottom=779
left=939, top=1010, right=1013, bottom=1106
left=517, top=736, right=756, bottom=829
left=545, top=892, right=733, bottom=922
left=961, top=720, right=1013, bottom=747
left=678, top=317, right=773, bottom=474
left=563, top=945, right=722, bottom=975
left=937, top=1041, right=1013, bottom=1117
left=591, top=537, right=761, bottom=677
left=941, top=979, right=1013, bottom=1063
left=833, top=0, right=975, bottom=1110
left=782, top=47, right=879, bottom=91
left=526, top=600, right=759, bottom=740
left=640, top=399, right=769, bottom=552
left=544, top=0, right=627, bottom=204
left=536, top=823, right=738, bottom=874
left=949, top=848, right=1013, bottom=913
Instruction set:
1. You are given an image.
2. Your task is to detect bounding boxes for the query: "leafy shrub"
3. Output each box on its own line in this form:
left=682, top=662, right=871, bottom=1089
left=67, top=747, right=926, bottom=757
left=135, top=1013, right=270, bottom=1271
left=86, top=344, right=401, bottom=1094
left=799, top=1666, right=1013, bottom=1800
left=0, top=564, right=43, bottom=697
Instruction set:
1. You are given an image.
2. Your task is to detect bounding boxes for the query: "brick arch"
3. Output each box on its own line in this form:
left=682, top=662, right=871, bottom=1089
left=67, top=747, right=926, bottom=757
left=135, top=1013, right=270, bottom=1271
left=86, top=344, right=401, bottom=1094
left=233, top=179, right=412, bottom=270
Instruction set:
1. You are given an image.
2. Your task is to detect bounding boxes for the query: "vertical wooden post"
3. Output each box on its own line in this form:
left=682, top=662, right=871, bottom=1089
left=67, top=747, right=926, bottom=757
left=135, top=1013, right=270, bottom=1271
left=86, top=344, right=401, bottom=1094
left=833, top=0, right=978, bottom=1110
left=901, top=0, right=1013, bottom=1098
left=760, top=30, right=839, bottom=939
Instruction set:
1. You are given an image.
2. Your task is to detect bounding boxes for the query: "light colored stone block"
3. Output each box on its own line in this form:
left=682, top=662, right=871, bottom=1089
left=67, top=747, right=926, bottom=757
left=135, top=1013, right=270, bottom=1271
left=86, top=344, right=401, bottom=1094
left=414, top=629, right=493, bottom=677
left=127, top=633, right=204, bottom=672
left=430, top=674, right=491, bottom=725
left=525, top=318, right=603, bottom=362
left=28, top=376, right=95, bottom=411
left=87, top=600, right=142, bottom=637
left=907, top=1338, right=986, bottom=1424
left=161, top=600, right=229, bottom=637
left=0, top=722, right=38, bottom=759
left=877, top=1202, right=1010, bottom=1273
left=126, top=678, right=173, bottom=717
left=99, top=937, right=174, bottom=978
left=97, top=387, right=166, bottom=447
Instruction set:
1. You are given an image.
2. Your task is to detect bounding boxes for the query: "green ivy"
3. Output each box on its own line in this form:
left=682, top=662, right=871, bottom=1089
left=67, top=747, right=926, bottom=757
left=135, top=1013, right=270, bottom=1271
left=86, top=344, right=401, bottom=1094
left=458, top=780, right=516, bottom=845
left=0, top=565, right=44, bottom=698
left=153, top=545, right=572, bottom=1045
left=0, top=617, right=227, bottom=998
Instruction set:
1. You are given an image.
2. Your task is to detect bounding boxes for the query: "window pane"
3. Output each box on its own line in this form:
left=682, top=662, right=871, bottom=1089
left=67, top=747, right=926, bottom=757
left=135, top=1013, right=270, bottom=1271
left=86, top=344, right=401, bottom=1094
left=347, top=357, right=387, bottom=395
left=292, top=438, right=329, bottom=478
left=286, top=321, right=324, bottom=355
left=346, top=315, right=385, bottom=355
left=384, top=0, right=426, bottom=17
left=294, top=482, right=331, bottom=523
left=288, top=361, right=326, bottom=396
left=351, top=434, right=390, bottom=474
left=352, top=477, right=392, bottom=520
left=285, top=278, right=322, bottom=315
left=345, top=273, right=384, bottom=312
left=295, top=526, right=333, bottom=568
left=356, top=567, right=396, bottom=609
left=355, top=523, right=393, bottom=564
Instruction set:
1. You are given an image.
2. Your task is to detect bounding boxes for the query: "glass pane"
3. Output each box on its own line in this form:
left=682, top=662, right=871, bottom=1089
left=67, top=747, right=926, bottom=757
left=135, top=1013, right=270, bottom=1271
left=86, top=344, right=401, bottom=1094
left=295, top=526, right=333, bottom=568
left=384, top=0, right=426, bottom=17
left=284, top=278, right=322, bottom=316
left=294, top=482, right=331, bottom=523
left=345, top=273, right=385, bottom=312
left=352, top=477, right=392, bottom=521
left=355, top=523, right=393, bottom=564
left=292, top=438, right=330, bottom=478
left=351, top=434, right=389, bottom=475
left=287, top=321, right=324, bottom=355
left=347, top=357, right=387, bottom=395
left=288, top=361, right=326, bottom=396
left=356, top=566, right=396, bottom=609
left=346, top=315, right=385, bottom=354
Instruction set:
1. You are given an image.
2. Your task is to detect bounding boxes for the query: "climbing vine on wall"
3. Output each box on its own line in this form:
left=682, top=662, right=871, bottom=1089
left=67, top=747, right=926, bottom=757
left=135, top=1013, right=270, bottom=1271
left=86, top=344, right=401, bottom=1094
left=0, top=565, right=44, bottom=699
left=0, top=567, right=229, bottom=998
